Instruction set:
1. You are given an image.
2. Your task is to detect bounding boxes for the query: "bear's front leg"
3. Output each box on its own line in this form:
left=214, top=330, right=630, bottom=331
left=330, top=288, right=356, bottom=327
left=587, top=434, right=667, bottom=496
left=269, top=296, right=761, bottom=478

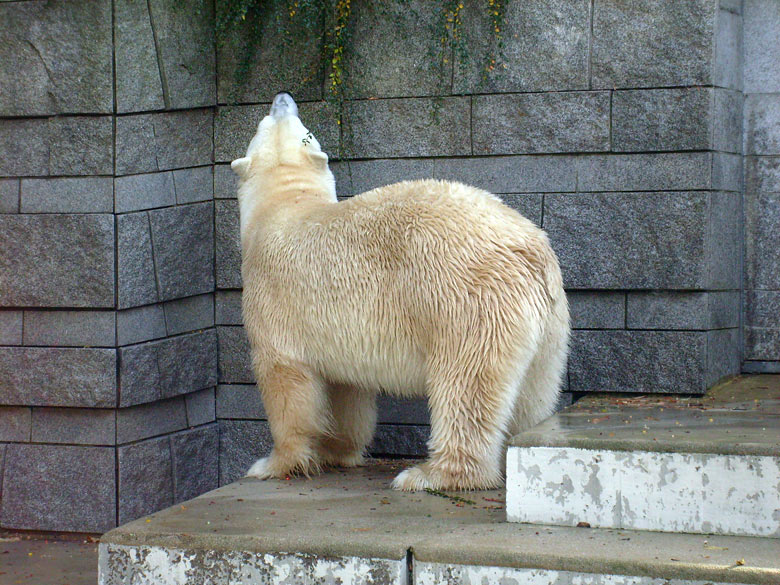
left=246, top=362, right=331, bottom=479
left=318, top=384, right=377, bottom=468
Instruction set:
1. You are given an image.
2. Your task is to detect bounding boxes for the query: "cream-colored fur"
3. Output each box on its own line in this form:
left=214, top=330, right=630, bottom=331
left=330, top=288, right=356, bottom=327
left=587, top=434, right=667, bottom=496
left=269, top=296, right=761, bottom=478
left=232, top=93, right=570, bottom=491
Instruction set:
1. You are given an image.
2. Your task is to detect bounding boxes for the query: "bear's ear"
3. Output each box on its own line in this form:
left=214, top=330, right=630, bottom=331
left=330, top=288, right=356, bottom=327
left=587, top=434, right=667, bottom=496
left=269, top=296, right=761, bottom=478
left=231, top=157, right=251, bottom=178
left=308, top=149, right=329, bottom=170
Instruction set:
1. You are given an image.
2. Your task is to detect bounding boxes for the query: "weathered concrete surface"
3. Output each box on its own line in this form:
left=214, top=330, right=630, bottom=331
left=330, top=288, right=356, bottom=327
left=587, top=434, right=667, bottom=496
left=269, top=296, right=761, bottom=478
left=100, top=461, right=780, bottom=585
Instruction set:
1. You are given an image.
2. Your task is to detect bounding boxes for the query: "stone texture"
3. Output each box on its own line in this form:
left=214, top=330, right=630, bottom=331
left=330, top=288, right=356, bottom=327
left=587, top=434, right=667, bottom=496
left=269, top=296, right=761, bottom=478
left=215, top=200, right=241, bottom=289
left=118, top=436, right=173, bottom=525
left=745, top=327, right=780, bottom=362
left=743, top=0, right=780, bottom=93
left=48, top=116, right=114, bottom=175
left=0, top=0, right=112, bottom=115
left=612, top=88, right=713, bottom=152
left=0, top=119, right=48, bottom=176
left=746, top=156, right=780, bottom=193
left=217, top=327, right=253, bottom=384
left=576, top=153, right=713, bottom=192
left=218, top=419, right=272, bottom=485
left=116, top=397, right=188, bottom=444
left=339, top=159, right=436, bottom=197
left=171, top=425, right=219, bottom=503
left=708, top=191, right=742, bottom=291
left=0, top=348, right=116, bottom=407
left=712, top=152, right=743, bottom=192
left=627, top=292, right=740, bottom=330
left=742, top=360, right=780, bottom=374
left=116, top=110, right=214, bottom=176
left=745, top=190, right=780, bottom=290
left=0, top=311, right=22, bottom=345
left=31, top=407, right=115, bottom=445
left=119, top=330, right=218, bottom=407
left=744, top=93, right=780, bottom=155
left=215, top=291, right=243, bottom=325
left=434, top=156, right=576, bottom=194
left=20, top=177, right=113, bottom=213
left=568, top=292, right=625, bottom=329
left=115, top=172, right=176, bottom=213
left=592, top=0, right=716, bottom=88
left=149, top=202, right=215, bottom=301
left=23, top=310, right=115, bottom=347
left=714, top=0, right=743, bottom=90
left=214, top=164, right=238, bottom=199
left=342, top=98, right=471, bottom=159
left=369, top=424, right=428, bottom=457
left=215, top=102, right=339, bottom=163
left=0, top=407, right=31, bottom=442
left=0, top=444, right=115, bottom=532
left=164, top=294, right=214, bottom=336
left=216, top=384, right=264, bottom=420
left=116, top=304, right=167, bottom=346
left=706, top=328, right=740, bottom=387
left=0, top=179, right=19, bottom=213
left=745, top=290, right=780, bottom=329
left=712, top=89, right=743, bottom=153
left=376, top=396, right=429, bottom=425
left=473, top=92, right=610, bottom=155
left=569, top=331, right=707, bottom=393
left=185, top=388, right=216, bottom=427
left=0, top=214, right=114, bottom=308
left=117, top=212, right=158, bottom=309
left=454, top=0, right=589, bottom=93
left=500, top=194, right=543, bottom=226
left=173, top=166, right=213, bottom=205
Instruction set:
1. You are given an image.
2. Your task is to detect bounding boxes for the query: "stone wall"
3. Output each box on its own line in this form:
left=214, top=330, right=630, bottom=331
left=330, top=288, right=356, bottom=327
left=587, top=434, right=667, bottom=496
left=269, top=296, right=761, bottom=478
left=0, top=0, right=770, bottom=532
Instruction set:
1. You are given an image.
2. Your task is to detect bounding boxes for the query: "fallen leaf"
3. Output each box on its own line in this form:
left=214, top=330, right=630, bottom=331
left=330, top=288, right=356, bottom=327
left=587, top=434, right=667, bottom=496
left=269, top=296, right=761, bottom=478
left=576, top=522, right=591, bottom=528
left=736, top=559, right=745, bottom=566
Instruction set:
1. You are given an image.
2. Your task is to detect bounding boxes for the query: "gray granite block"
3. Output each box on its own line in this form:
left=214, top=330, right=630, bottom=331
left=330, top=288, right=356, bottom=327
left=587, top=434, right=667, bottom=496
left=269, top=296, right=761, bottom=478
left=706, top=328, right=740, bottom=386
left=342, top=0, right=450, bottom=99
left=576, top=153, right=713, bottom=192
left=171, top=424, right=219, bottom=503
left=712, top=89, right=742, bottom=154
left=164, top=294, right=214, bottom=336
left=569, top=330, right=707, bottom=393
left=545, top=192, right=713, bottom=289
left=0, top=179, right=19, bottom=213
left=342, top=159, right=436, bottom=197
left=592, top=0, right=716, bottom=88
left=113, top=0, right=165, bottom=113
left=712, top=152, right=743, bottom=192
left=173, top=166, right=213, bottom=204
left=218, top=419, right=272, bottom=485
left=215, top=102, right=339, bottom=163
left=215, top=200, right=241, bottom=289
left=0, top=347, right=116, bottom=407
left=31, top=407, right=115, bottom=445
left=743, top=0, right=780, bottom=93
left=118, top=436, right=173, bottom=524
left=714, top=1, right=743, bottom=90
left=116, top=397, right=188, bottom=444
left=342, top=97, right=471, bottom=159
left=0, top=311, right=22, bottom=345
left=0, top=407, right=31, bottom=442
left=216, top=384, right=264, bottom=420
left=116, top=303, right=167, bottom=346
left=744, top=93, right=780, bottom=155
left=453, top=0, right=589, bottom=93
left=0, top=1, right=112, bottom=116
left=23, top=310, right=115, bottom=347
left=376, top=396, right=429, bottom=425
left=745, top=190, right=780, bottom=290
left=115, top=172, right=176, bottom=213
left=434, top=155, right=577, bottom=194
left=215, top=291, right=243, bottom=325
left=612, top=88, right=713, bottom=152
left=0, top=214, right=114, bottom=308
left=744, top=327, right=780, bottom=361
left=20, top=177, right=113, bottom=213
left=745, top=156, right=780, bottom=193
left=117, top=212, right=158, bottom=309
left=149, top=202, right=215, bottom=301
left=49, top=116, right=113, bottom=176
left=568, top=292, right=625, bottom=329
left=745, top=290, right=780, bottom=328
left=742, top=360, right=780, bottom=374
left=627, top=292, right=740, bottom=330
left=0, top=444, right=5, bottom=498
left=214, top=164, right=238, bottom=199
left=217, top=327, right=253, bottom=384
left=0, top=444, right=115, bottom=532
left=185, top=388, right=216, bottom=427
left=473, top=92, right=610, bottom=155
left=116, top=110, right=214, bottom=176
left=500, top=194, right=543, bottom=227
left=369, top=424, right=428, bottom=457
left=0, top=119, right=48, bottom=176
left=119, top=330, right=218, bottom=407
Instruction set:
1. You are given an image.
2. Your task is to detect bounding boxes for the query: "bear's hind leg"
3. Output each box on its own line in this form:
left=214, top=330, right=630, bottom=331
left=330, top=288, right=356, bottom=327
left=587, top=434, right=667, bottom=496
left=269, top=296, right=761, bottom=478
left=246, top=362, right=331, bottom=479
left=318, top=384, right=377, bottom=468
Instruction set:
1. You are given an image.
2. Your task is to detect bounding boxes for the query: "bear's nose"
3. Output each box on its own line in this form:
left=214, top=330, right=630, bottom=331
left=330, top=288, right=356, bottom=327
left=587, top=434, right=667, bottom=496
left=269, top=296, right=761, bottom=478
left=270, top=92, right=298, bottom=118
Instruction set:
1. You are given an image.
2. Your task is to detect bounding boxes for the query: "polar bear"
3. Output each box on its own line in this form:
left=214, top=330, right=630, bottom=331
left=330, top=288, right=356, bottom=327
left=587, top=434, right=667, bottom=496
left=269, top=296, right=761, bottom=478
left=231, top=93, right=569, bottom=491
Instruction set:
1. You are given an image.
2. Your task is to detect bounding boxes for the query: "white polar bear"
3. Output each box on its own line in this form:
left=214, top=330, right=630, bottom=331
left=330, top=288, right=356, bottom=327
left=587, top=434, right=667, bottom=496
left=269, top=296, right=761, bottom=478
left=231, top=93, right=569, bottom=491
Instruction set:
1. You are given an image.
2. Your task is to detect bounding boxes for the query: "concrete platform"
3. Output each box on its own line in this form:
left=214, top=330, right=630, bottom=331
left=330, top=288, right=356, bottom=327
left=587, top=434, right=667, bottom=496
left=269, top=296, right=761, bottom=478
left=507, top=375, right=780, bottom=537
left=99, top=461, right=780, bottom=585
left=0, top=533, right=99, bottom=585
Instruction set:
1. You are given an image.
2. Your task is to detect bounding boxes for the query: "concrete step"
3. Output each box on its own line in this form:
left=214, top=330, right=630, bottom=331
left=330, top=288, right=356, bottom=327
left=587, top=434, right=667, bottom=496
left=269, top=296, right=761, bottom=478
left=507, top=375, right=780, bottom=538
left=99, top=461, right=780, bottom=585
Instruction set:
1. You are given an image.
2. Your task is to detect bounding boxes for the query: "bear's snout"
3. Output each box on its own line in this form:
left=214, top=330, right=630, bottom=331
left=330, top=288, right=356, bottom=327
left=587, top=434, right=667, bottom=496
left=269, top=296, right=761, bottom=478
left=270, top=92, right=298, bottom=119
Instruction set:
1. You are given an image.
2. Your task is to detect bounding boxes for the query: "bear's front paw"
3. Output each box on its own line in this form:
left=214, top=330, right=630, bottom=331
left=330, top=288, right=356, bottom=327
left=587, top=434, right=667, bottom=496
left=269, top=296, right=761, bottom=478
left=245, top=457, right=274, bottom=479
left=391, top=466, right=434, bottom=491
